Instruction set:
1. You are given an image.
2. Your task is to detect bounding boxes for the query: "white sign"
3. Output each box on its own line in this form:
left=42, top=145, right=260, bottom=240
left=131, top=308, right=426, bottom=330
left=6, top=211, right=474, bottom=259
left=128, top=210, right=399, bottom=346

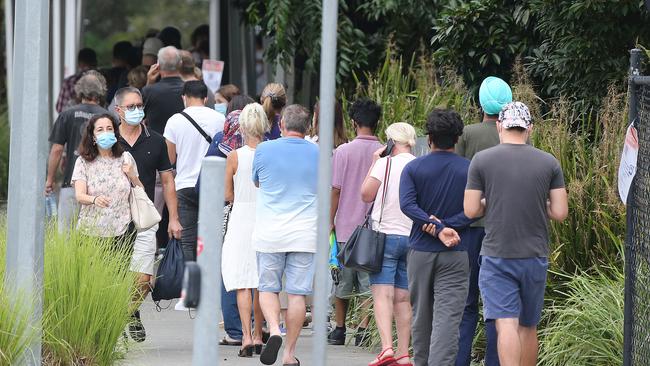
left=618, top=123, right=639, bottom=204
left=202, top=60, right=225, bottom=94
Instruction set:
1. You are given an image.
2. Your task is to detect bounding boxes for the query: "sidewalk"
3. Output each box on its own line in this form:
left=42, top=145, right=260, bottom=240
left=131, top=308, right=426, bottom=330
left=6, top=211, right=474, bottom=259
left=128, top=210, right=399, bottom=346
left=123, top=299, right=375, bottom=366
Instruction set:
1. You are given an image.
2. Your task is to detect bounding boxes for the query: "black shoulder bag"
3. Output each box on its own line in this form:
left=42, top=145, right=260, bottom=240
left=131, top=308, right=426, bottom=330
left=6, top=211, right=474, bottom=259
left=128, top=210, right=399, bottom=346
left=180, top=111, right=212, bottom=144
left=337, top=157, right=391, bottom=273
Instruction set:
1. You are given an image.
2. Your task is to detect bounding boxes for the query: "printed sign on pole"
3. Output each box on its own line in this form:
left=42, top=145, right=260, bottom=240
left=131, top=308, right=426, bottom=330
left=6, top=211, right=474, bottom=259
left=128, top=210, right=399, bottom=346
left=202, top=60, right=225, bottom=94
left=618, top=123, right=639, bottom=204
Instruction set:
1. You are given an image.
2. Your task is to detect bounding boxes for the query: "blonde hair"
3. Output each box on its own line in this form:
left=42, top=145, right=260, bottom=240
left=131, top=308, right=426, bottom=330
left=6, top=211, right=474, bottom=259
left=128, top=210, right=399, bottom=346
left=239, top=103, right=270, bottom=140
left=260, top=83, right=287, bottom=122
left=386, top=122, right=417, bottom=147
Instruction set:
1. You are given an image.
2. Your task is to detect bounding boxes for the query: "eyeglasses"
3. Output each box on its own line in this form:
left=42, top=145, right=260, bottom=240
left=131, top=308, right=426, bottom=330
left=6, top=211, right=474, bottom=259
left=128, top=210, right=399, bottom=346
left=120, top=104, right=144, bottom=111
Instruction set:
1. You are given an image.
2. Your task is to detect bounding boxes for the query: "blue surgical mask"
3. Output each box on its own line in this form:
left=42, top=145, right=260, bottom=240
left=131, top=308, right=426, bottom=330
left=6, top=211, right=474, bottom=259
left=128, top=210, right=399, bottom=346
left=214, top=103, right=228, bottom=116
left=124, top=108, right=145, bottom=126
left=96, top=132, right=117, bottom=150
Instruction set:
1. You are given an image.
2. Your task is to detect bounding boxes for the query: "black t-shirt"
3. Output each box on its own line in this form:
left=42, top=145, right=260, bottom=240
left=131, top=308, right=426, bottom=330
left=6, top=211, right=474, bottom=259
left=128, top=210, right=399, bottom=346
left=142, top=77, right=185, bottom=135
left=118, top=125, right=173, bottom=202
left=49, top=103, right=109, bottom=186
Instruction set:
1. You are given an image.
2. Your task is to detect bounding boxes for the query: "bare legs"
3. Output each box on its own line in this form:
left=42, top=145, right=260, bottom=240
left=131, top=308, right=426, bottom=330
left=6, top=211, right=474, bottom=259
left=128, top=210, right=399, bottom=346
left=370, top=285, right=411, bottom=362
left=496, top=318, right=538, bottom=366
left=236, top=289, right=265, bottom=347
left=259, top=291, right=306, bottom=364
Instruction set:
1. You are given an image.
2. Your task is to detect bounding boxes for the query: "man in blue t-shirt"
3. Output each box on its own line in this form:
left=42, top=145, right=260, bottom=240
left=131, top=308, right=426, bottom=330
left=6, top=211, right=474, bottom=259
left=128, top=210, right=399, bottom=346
left=252, top=104, right=319, bottom=366
left=399, top=109, right=474, bottom=366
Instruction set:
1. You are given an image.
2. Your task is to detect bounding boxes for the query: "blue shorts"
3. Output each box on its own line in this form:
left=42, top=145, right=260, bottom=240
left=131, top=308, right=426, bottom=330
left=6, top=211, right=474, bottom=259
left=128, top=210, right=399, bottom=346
left=256, top=252, right=315, bottom=296
left=478, top=256, right=548, bottom=327
left=369, top=234, right=409, bottom=290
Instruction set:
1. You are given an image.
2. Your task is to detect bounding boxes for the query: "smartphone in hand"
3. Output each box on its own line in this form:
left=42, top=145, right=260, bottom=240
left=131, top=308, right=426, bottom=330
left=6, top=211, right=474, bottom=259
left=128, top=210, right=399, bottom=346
left=380, top=138, right=395, bottom=157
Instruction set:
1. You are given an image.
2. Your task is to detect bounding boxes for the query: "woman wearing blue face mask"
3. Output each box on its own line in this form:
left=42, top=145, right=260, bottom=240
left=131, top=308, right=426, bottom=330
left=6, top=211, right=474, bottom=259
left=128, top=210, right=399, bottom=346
left=72, top=114, right=144, bottom=248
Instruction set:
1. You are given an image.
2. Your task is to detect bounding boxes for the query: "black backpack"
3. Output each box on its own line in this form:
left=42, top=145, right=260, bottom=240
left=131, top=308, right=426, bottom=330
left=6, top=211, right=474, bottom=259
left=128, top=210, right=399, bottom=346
left=152, top=238, right=184, bottom=303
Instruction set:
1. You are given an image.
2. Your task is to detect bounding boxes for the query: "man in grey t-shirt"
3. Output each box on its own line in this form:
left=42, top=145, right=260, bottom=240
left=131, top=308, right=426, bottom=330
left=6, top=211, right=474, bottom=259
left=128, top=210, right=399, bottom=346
left=464, top=102, right=568, bottom=366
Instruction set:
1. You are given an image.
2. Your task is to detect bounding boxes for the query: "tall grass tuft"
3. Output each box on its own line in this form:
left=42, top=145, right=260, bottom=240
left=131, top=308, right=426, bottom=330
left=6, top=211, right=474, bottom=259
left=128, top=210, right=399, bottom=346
left=42, top=227, right=137, bottom=365
left=0, top=225, right=36, bottom=365
left=530, top=86, right=627, bottom=273
left=538, top=268, right=624, bottom=365
left=343, top=48, right=480, bottom=141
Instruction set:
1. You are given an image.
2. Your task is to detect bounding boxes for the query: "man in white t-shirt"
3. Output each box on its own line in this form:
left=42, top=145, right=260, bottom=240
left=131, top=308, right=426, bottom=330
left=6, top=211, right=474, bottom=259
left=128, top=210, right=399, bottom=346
left=252, top=105, right=319, bottom=366
left=164, top=80, right=224, bottom=260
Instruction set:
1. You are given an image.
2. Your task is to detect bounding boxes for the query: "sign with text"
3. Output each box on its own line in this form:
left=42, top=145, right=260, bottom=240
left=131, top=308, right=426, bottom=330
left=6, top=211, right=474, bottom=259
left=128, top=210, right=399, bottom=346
left=202, top=60, right=225, bottom=94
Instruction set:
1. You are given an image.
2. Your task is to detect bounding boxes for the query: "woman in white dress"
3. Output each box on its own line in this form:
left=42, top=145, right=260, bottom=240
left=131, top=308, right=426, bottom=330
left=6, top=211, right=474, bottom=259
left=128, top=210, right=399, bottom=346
left=221, top=102, right=270, bottom=357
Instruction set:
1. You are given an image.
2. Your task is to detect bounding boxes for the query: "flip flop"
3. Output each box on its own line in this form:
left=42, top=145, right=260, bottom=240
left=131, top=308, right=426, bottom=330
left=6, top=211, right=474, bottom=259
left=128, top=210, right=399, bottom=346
left=218, top=336, right=242, bottom=346
left=283, top=357, right=300, bottom=366
left=260, top=335, right=283, bottom=365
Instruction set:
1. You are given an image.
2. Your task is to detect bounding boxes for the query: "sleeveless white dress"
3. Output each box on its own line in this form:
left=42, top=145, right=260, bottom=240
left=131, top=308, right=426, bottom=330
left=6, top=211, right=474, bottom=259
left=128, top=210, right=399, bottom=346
left=221, top=146, right=259, bottom=291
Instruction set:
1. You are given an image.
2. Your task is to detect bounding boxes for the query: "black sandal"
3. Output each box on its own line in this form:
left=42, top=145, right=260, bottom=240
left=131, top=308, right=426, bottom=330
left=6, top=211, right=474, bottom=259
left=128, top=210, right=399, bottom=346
left=238, top=345, right=254, bottom=358
left=283, top=357, right=300, bottom=366
left=260, top=335, right=283, bottom=365
left=255, top=344, right=263, bottom=355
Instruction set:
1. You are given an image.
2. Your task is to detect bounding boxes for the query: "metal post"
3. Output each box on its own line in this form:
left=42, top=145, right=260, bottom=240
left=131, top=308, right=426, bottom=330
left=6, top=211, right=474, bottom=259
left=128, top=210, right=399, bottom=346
left=624, top=48, right=642, bottom=366
left=312, top=0, right=338, bottom=364
left=4, top=0, right=14, bottom=119
left=63, top=0, right=76, bottom=77
left=52, top=0, right=62, bottom=116
left=192, top=157, right=226, bottom=366
left=4, top=0, right=49, bottom=364
left=209, top=0, right=220, bottom=60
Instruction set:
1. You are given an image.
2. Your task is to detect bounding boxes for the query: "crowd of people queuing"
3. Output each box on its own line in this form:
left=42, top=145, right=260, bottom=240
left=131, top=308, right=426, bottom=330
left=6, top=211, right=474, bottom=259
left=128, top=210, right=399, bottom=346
left=45, top=24, right=568, bottom=366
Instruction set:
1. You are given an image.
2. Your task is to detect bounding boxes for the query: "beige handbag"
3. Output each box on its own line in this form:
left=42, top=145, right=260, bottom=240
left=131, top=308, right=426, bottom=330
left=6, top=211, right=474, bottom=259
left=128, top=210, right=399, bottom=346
left=124, top=152, right=161, bottom=230
left=130, top=185, right=161, bottom=230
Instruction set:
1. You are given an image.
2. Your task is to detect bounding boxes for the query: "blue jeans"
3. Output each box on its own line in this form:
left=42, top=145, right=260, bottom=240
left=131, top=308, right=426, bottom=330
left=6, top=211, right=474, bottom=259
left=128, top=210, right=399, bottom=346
left=221, top=280, right=242, bottom=340
left=456, top=227, right=499, bottom=366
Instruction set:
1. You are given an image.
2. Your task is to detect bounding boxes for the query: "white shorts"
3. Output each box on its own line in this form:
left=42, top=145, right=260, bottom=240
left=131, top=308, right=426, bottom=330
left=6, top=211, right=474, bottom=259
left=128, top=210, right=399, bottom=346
left=130, top=224, right=158, bottom=275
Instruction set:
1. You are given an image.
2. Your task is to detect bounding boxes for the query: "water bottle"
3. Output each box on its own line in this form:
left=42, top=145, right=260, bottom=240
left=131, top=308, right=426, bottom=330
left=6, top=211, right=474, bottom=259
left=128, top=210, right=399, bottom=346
left=45, top=194, right=58, bottom=218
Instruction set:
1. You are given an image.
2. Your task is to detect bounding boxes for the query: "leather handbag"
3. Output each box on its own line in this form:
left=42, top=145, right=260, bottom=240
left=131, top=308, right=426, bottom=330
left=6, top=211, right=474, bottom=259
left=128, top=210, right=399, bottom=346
left=337, top=157, right=392, bottom=273
left=124, top=153, right=161, bottom=230
left=130, top=185, right=162, bottom=230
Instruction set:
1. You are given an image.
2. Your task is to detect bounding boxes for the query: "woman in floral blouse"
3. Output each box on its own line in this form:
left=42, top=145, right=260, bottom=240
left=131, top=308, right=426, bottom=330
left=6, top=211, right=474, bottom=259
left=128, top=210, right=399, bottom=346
left=72, top=113, right=142, bottom=246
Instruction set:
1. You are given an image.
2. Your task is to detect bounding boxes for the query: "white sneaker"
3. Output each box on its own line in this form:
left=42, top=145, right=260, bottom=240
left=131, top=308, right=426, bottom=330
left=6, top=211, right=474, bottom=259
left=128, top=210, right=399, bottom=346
left=175, top=298, right=189, bottom=311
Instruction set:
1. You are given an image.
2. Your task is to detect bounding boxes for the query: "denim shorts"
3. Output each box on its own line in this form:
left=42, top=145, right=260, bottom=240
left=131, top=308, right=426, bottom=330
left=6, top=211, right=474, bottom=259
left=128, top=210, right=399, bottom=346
left=369, top=234, right=410, bottom=290
left=478, top=255, right=548, bottom=327
left=256, top=252, right=315, bottom=296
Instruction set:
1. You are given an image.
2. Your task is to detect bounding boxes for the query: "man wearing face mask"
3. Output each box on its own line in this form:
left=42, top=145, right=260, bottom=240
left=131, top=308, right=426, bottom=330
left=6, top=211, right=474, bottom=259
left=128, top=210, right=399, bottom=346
left=164, top=80, right=224, bottom=261
left=115, top=86, right=183, bottom=341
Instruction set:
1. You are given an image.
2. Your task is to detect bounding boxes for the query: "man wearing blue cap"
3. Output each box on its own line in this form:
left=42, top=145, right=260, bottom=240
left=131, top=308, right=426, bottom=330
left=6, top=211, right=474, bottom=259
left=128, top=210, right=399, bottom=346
left=454, top=76, right=512, bottom=366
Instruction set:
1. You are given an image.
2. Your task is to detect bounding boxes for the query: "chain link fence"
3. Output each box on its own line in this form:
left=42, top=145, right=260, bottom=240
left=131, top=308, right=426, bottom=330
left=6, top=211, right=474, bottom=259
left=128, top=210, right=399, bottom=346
left=625, top=49, right=650, bottom=366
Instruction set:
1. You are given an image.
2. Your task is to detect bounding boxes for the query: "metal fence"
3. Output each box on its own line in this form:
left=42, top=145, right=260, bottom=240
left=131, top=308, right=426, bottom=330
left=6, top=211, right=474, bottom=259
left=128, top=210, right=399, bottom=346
left=624, top=49, right=650, bottom=366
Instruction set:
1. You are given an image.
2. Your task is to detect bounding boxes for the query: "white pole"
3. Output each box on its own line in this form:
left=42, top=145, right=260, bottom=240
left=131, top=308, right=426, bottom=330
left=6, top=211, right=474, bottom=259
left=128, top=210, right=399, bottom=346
left=63, top=0, right=76, bottom=77
left=312, top=0, right=338, bottom=365
left=192, top=157, right=226, bottom=366
left=5, top=0, right=50, bottom=364
left=209, top=0, right=220, bottom=60
left=52, top=0, right=62, bottom=116
left=4, top=0, right=13, bottom=119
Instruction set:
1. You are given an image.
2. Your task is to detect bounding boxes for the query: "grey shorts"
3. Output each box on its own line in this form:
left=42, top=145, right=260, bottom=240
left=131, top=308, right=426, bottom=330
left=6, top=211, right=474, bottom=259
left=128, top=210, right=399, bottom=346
left=335, top=242, right=371, bottom=298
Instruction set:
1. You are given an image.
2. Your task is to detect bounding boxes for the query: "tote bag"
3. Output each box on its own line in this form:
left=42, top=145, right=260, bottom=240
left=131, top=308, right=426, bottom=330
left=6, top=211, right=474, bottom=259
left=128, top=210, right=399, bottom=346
left=337, top=157, right=392, bottom=273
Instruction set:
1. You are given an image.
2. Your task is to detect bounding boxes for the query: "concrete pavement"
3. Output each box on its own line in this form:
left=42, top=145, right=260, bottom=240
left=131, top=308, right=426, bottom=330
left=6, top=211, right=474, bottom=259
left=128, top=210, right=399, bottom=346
left=122, top=299, right=375, bottom=366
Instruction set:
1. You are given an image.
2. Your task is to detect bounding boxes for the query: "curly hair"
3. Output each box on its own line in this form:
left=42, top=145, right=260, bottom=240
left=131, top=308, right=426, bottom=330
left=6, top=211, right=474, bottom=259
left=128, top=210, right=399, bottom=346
left=426, top=109, right=464, bottom=149
left=74, top=70, right=107, bottom=102
left=78, top=114, right=124, bottom=162
left=348, top=98, right=381, bottom=131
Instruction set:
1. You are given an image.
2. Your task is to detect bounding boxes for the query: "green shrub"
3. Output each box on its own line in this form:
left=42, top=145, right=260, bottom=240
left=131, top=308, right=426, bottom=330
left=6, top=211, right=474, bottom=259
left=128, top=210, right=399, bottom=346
left=539, top=268, right=624, bottom=365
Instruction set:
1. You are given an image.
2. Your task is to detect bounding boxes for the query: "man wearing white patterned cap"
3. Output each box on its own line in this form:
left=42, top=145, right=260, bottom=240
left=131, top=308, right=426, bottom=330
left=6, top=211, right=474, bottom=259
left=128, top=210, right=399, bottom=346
left=464, top=102, right=568, bottom=366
